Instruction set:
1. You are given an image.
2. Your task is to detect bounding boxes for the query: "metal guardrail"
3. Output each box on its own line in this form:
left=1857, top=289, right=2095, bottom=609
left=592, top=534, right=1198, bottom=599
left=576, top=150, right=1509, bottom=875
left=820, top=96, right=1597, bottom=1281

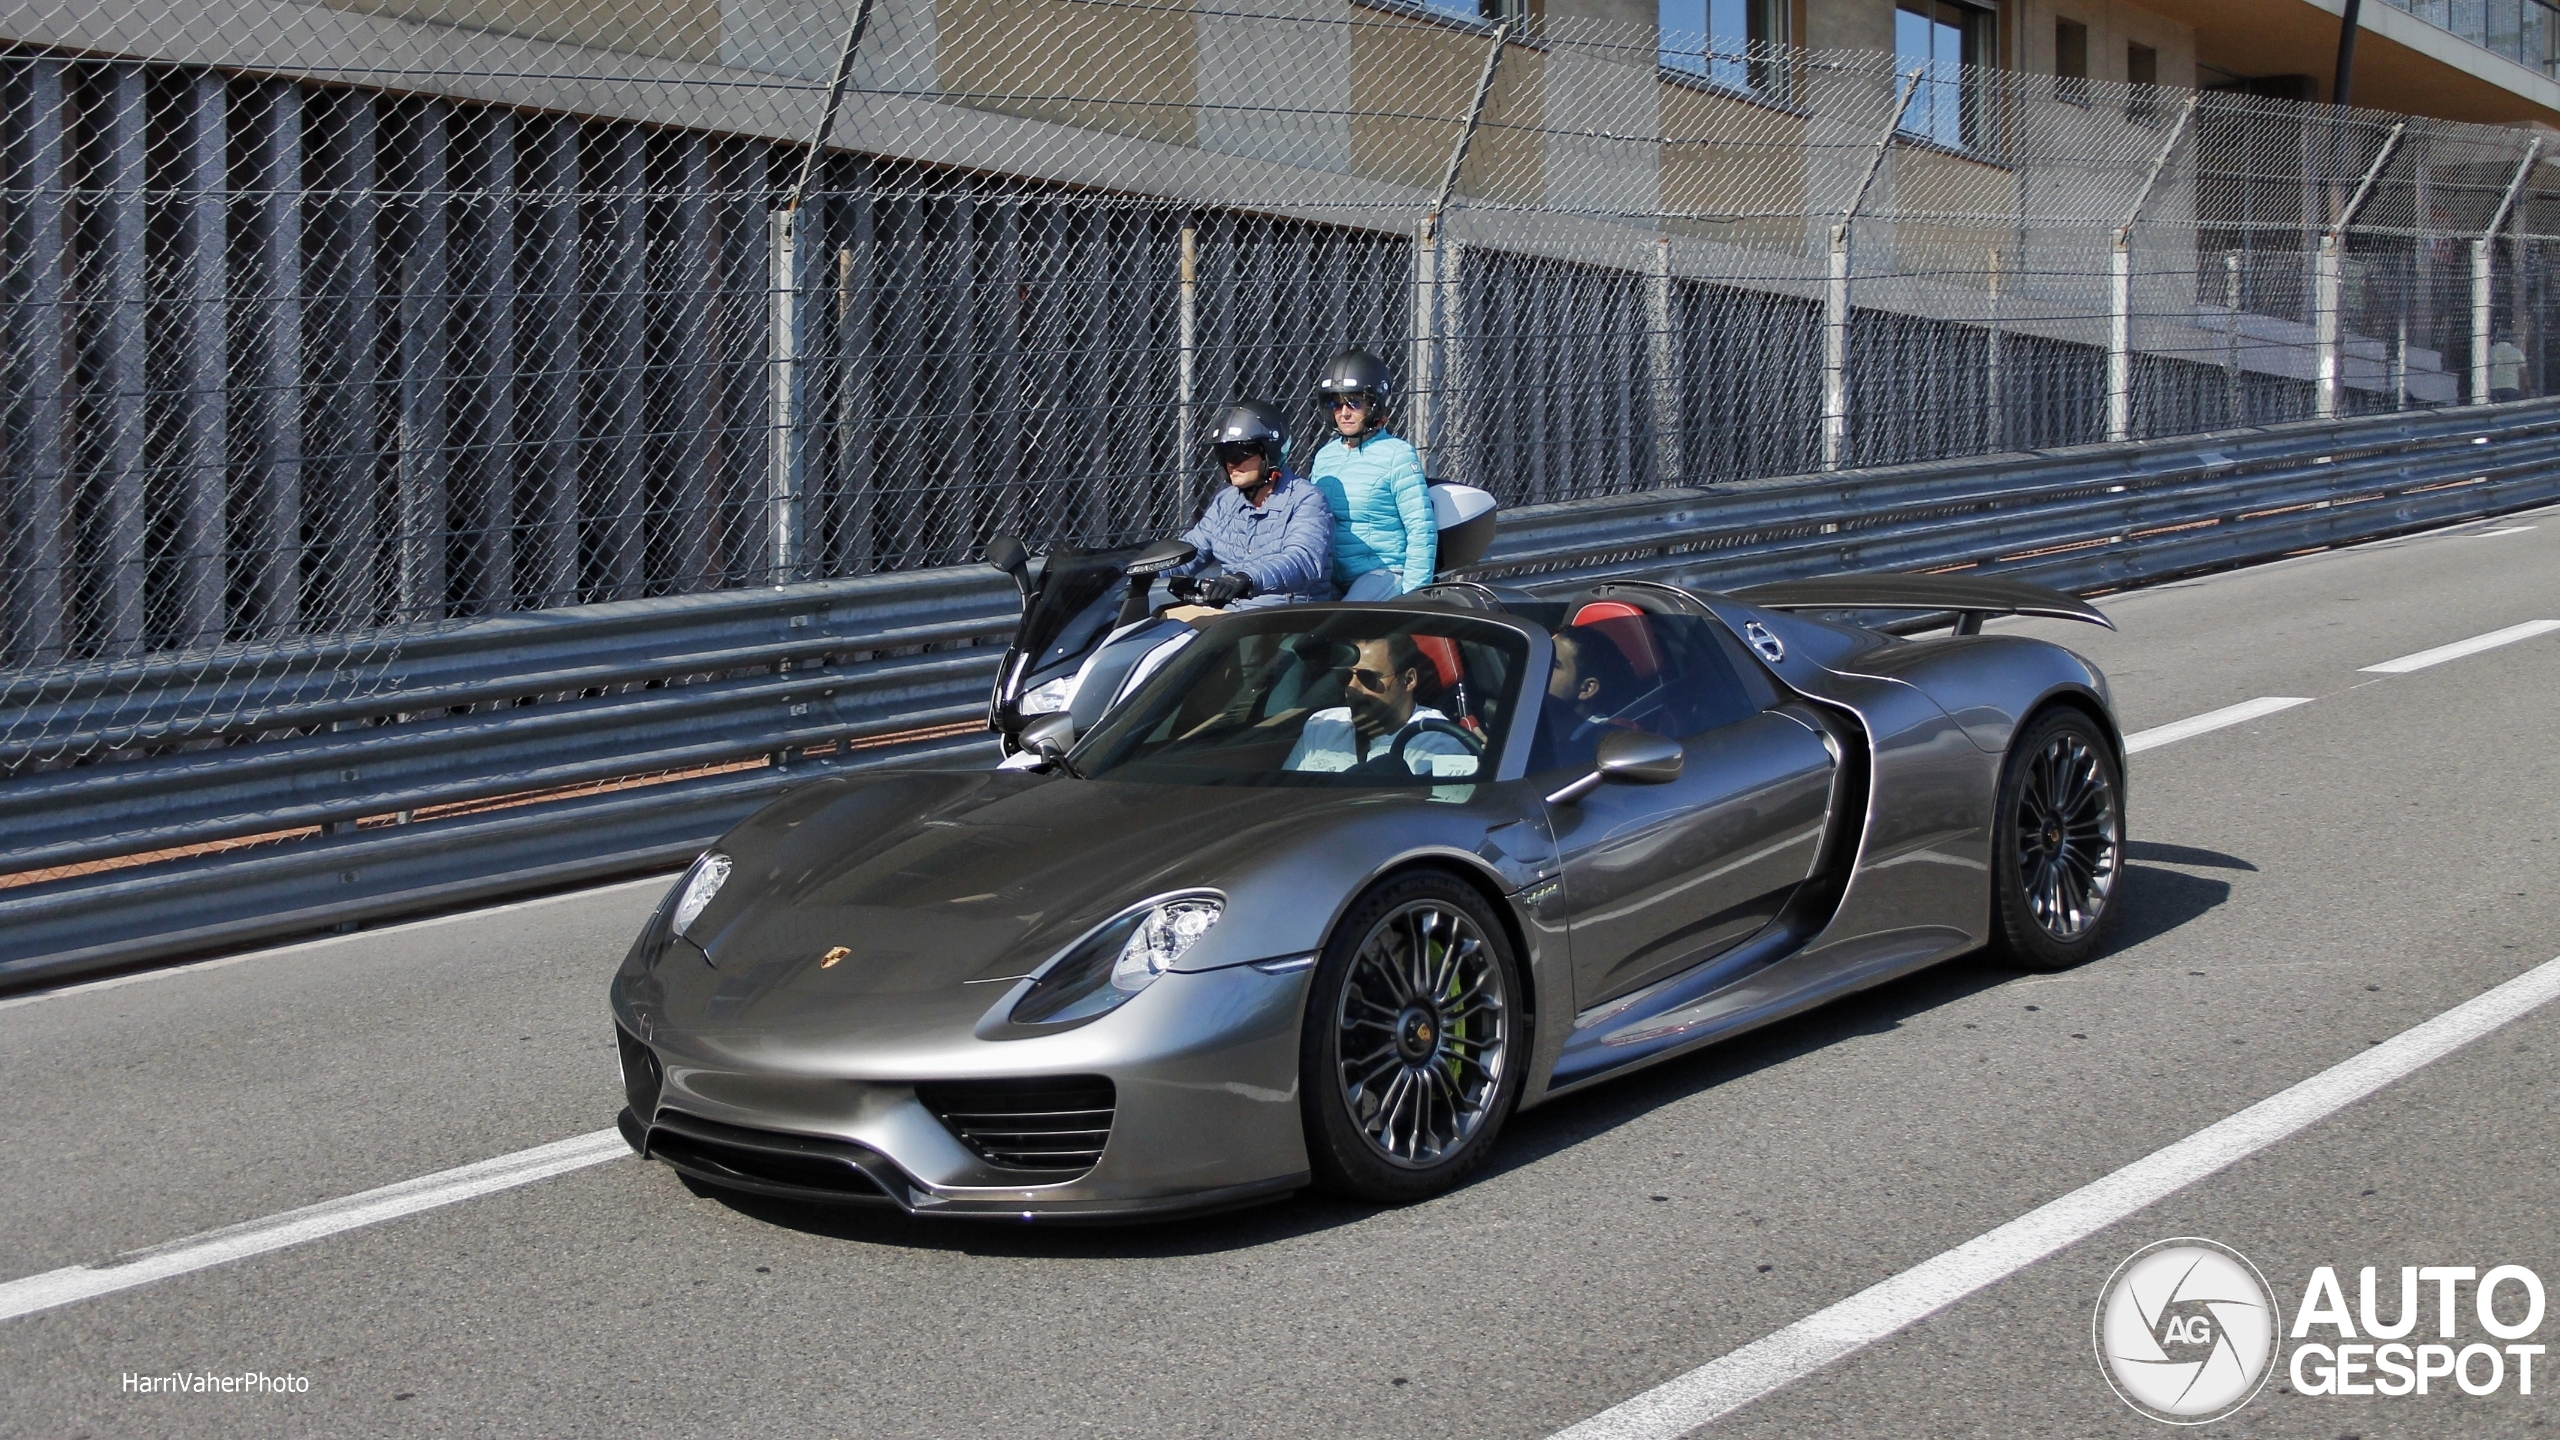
left=5, top=398, right=2557, bottom=989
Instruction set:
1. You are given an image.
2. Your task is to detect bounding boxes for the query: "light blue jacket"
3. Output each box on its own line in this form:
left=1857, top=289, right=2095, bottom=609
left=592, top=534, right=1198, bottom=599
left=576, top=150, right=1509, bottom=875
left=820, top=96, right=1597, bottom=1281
left=1175, top=471, right=1334, bottom=605
left=1309, top=430, right=1435, bottom=592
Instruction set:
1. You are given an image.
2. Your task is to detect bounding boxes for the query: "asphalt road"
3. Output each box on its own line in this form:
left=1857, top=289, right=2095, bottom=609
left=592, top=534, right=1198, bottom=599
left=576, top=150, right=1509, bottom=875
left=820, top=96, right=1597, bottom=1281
left=5, top=503, right=2558, bottom=1440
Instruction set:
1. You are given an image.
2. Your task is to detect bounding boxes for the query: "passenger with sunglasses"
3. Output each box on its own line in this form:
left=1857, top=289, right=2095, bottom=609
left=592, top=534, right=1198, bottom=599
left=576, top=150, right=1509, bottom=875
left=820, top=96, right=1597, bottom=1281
left=1308, top=349, right=1434, bottom=602
left=1168, top=400, right=1335, bottom=613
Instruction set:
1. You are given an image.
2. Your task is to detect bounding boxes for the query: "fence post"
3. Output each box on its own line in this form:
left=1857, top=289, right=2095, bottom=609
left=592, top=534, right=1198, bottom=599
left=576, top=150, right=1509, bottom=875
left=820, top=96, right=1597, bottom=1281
left=184, top=75, right=230, bottom=646
left=2473, top=138, right=2543, bottom=405
left=1825, top=69, right=1922, bottom=471
left=2224, top=251, right=2243, bottom=423
left=2317, top=121, right=2404, bottom=419
left=18, top=60, right=66, bottom=662
left=2110, top=93, right=2199, bottom=442
left=1984, top=246, right=2002, bottom=454
left=1411, top=20, right=1507, bottom=472
left=1178, top=223, right=1197, bottom=487
left=1650, top=237, right=1679, bottom=485
left=768, top=208, right=812, bottom=582
left=105, top=66, right=147, bottom=650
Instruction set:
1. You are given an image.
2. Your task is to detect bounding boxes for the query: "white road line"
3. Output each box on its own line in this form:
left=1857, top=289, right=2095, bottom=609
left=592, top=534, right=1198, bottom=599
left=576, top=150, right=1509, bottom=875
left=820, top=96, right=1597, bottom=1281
left=2460, top=525, right=2536, bottom=537
left=0, top=1129, right=626, bottom=1325
left=2120, top=696, right=2313, bottom=754
left=1548, top=952, right=2560, bottom=1440
left=0, top=869, right=684, bottom=1013
left=2359, top=618, right=2560, bottom=675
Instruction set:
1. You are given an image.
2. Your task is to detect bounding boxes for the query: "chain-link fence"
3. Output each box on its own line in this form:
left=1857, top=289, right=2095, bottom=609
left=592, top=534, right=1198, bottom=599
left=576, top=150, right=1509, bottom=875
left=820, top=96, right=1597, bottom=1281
left=6, top=0, right=2560, bottom=780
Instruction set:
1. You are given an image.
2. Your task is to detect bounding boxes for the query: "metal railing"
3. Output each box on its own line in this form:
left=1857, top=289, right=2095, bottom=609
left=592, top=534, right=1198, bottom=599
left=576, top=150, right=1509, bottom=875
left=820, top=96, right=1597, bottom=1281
left=5, top=396, right=2555, bottom=989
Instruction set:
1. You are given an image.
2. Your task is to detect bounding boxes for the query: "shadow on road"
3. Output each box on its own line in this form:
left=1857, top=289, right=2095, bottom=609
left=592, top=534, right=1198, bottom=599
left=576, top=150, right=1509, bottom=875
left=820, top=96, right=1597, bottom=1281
left=681, top=852, right=2238, bottom=1256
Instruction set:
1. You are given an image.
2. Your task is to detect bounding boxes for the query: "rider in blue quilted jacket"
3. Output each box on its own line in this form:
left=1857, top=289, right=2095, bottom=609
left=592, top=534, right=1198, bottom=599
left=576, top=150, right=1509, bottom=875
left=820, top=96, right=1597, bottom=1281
left=1307, top=349, right=1434, bottom=600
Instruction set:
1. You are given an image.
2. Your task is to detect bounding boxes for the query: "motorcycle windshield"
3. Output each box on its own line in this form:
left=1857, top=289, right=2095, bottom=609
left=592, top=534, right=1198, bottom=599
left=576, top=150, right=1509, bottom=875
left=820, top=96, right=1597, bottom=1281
left=1014, top=544, right=1141, bottom=688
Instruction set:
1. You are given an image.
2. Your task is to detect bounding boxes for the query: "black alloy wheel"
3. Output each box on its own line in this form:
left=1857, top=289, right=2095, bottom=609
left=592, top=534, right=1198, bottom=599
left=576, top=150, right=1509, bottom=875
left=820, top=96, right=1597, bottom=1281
left=1300, top=870, right=1524, bottom=1203
left=1991, top=707, right=2124, bottom=970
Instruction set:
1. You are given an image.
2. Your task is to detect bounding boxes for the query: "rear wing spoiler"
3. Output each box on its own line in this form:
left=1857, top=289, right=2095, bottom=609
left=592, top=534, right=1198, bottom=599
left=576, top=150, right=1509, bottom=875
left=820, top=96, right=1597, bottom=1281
left=1732, top=574, right=2114, bottom=632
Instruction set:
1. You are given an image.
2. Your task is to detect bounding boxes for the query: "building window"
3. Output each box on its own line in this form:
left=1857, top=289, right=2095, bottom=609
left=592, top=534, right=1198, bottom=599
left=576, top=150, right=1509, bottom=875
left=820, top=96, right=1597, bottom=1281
left=1898, top=0, right=1990, bottom=148
left=1419, top=0, right=1531, bottom=29
left=2055, top=16, right=2089, bottom=106
left=2127, top=41, right=2158, bottom=121
left=1660, top=0, right=1788, bottom=97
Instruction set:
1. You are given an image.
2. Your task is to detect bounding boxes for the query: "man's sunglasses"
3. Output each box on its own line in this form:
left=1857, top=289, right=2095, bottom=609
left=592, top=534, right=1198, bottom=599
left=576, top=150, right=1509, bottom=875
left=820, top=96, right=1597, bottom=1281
left=1348, top=665, right=1402, bottom=690
left=1213, top=442, right=1268, bottom=466
left=1325, top=395, right=1371, bottom=412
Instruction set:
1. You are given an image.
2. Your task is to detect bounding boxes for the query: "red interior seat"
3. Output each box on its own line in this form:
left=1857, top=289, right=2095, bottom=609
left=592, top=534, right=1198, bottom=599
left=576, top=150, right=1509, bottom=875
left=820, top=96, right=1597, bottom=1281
left=1567, top=602, right=1662, bottom=680
left=1412, top=635, right=1464, bottom=690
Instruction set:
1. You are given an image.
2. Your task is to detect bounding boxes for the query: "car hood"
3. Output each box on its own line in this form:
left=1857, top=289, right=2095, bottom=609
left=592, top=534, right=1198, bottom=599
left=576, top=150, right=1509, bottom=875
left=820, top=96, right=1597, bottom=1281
left=643, top=769, right=1450, bottom=1047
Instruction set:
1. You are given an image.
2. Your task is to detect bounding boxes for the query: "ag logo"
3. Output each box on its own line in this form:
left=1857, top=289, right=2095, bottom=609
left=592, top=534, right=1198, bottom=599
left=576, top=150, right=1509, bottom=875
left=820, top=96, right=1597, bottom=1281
left=2094, top=1238, right=2281, bottom=1424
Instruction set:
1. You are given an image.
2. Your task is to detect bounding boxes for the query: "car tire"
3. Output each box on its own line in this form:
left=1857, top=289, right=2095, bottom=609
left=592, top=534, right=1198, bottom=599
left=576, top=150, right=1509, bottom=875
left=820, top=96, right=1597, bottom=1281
left=1300, top=870, right=1525, bottom=1204
left=1990, top=706, right=2125, bottom=971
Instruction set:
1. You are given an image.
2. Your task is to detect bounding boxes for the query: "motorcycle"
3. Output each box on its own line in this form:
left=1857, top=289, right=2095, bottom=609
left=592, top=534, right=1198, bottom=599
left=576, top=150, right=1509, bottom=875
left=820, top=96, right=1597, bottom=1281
left=983, top=481, right=1499, bottom=759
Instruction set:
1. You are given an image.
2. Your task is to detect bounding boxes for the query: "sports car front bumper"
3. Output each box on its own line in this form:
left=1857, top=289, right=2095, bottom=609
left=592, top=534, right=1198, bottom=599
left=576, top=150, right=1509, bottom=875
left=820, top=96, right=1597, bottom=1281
left=611, top=959, right=1317, bottom=1221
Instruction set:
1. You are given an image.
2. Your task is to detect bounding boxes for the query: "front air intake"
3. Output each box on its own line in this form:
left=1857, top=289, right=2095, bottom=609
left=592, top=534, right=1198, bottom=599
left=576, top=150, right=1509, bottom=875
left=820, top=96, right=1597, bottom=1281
left=617, top=1026, right=662, bottom=1120
left=914, top=1075, right=1116, bottom=1174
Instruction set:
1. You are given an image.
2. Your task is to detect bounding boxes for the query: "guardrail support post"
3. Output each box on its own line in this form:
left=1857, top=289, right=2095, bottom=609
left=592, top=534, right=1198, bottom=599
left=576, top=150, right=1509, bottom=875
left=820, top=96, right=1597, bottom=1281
left=2473, top=138, right=2543, bottom=405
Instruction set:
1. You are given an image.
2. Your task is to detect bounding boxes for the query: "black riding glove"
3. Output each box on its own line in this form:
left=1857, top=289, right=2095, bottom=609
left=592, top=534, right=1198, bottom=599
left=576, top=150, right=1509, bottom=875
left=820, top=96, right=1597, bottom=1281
left=1165, top=573, right=1199, bottom=601
left=1202, top=572, right=1255, bottom=606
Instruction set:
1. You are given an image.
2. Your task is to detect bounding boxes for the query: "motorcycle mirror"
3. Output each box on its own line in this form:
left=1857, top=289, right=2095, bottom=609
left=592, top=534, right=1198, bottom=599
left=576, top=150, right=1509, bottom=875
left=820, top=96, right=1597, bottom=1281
left=1124, top=538, right=1198, bottom=578
left=1020, top=712, right=1077, bottom=755
left=1544, top=729, right=1683, bottom=806
left=977, top=535, right=1029, bottom=579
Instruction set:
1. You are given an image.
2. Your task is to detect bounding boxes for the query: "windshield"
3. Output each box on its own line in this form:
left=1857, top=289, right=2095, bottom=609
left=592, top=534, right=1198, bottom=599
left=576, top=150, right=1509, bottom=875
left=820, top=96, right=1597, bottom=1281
left=1017, top=545, right=1136, bottom=681
left=1075, top=610, right=1529, bottom=787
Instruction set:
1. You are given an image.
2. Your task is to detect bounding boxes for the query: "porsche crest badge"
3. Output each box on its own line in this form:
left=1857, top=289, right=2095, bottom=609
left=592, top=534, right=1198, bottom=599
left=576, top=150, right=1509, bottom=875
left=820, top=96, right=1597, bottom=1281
left=820, top=946, right=852, bottom=969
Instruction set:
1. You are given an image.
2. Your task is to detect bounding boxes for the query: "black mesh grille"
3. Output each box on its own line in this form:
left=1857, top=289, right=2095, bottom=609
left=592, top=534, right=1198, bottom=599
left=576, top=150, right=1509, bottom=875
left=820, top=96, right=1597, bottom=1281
left=617, top=1027, right=662, bottom=1119
left=915, top=1076, right=1116, bottom=1173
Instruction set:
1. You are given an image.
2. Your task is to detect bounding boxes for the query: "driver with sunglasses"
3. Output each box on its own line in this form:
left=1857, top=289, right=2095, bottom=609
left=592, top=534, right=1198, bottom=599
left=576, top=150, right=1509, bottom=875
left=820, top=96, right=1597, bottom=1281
left=1169, top=400, right=1336, bottom=612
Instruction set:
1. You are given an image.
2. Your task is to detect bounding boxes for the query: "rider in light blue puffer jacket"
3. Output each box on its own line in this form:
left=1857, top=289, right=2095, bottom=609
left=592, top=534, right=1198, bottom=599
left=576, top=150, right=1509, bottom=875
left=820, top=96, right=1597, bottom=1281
left=1307, top=349, right=1434, bottom=600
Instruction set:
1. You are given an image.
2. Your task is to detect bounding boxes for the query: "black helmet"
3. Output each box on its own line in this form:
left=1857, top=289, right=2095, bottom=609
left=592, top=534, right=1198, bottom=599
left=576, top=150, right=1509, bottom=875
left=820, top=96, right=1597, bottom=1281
left=1313, top=348, right=1395, bottom=423
left=1205, top=400, right=1290, bottom=468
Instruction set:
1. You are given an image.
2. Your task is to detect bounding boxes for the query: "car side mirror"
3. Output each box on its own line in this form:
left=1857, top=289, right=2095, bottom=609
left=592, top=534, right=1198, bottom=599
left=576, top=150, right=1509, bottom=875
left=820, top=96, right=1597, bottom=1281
left=1019, top=712, right=1077, bottom=763
left=1125, top=538, right=1197, bottom=578
left=1545, top=729, right=1684, bottom=806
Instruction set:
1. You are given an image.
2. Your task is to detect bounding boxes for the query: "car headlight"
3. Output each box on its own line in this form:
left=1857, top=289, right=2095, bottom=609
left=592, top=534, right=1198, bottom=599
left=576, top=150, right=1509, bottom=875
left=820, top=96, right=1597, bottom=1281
left=669, top=851, right=732, bottom=937
left=1010, top=894, right=1222, bottom=1027
left=1017, top=675, right=1076, bottom=716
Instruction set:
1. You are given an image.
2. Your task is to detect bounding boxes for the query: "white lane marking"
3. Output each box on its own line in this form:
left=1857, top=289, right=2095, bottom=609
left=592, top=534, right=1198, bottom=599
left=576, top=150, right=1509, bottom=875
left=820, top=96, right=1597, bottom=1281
left=1548, top=951, right=2560, bottom=1440
left=2120, top=697, right=2313, bottom=754
left=0, top=1129, right=626, bottom=1324
left=0, top=870, right=684, bottom=1013
left=2359, top=618, right=2560, bottom=675
left=2459, top=525, right=2536, bottom=537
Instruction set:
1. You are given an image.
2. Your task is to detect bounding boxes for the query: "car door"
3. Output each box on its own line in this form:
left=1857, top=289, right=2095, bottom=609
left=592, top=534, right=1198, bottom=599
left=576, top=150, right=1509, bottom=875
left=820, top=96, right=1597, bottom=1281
left=1538, top=609, right=1840, bottom=1010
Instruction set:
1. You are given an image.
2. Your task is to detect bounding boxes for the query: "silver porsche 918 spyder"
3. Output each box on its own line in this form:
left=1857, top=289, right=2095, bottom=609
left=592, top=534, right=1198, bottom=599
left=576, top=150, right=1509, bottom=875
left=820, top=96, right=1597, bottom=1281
left=609, top=574, right=2124, bottom=1220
